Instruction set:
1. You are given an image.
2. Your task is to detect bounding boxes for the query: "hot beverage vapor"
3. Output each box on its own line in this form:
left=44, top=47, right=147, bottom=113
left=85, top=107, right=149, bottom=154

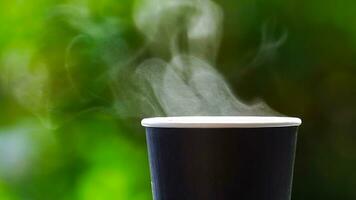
left=115, top=0, right=281, bottom=117
left=1, top=0, right=284, bottom=121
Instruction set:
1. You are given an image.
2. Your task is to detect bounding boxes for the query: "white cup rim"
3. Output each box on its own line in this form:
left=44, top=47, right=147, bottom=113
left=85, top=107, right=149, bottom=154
left=141, top=116, right=302, bottom=128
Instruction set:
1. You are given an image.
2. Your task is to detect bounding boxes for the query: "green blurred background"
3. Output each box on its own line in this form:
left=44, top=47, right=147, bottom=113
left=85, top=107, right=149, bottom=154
left=0, top=0, right=355, bottom=199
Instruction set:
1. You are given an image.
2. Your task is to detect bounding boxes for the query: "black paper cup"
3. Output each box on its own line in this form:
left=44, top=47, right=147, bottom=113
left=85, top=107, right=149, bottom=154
left=142, top=116, right=302, bottom=200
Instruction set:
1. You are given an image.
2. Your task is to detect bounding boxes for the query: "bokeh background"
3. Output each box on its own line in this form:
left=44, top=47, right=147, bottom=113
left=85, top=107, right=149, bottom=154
left=1, top=0, right=356, bottom=199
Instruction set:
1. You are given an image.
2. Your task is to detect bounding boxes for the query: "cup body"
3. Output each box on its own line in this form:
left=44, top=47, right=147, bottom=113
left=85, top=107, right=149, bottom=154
left=142, top=117, right=300, bottom=200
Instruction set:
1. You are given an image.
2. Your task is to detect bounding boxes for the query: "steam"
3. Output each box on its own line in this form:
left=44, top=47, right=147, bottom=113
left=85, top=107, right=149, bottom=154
left=134, top=0, right=222, bottom=62
left=123, top=0, right=280, bottom=117
left=250, top=22, right=288, bottom=67
left=0, top=0, right=284, bottom=128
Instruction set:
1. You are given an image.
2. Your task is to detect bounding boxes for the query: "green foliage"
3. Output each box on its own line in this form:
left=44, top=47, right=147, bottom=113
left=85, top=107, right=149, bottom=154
left=0, top=0, right=356, bottom=199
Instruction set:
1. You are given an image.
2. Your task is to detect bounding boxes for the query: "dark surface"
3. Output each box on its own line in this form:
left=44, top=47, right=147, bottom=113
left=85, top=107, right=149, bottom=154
left=146, top=127, right=298, bottom=200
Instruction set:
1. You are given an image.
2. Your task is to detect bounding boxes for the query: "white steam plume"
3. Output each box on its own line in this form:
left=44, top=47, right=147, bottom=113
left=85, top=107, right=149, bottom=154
left=117, top=0, right=281, bottom=117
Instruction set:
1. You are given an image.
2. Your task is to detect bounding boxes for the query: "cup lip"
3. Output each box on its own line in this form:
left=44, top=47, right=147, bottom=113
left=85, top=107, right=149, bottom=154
left=141, top=116, right=302, bottom=128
